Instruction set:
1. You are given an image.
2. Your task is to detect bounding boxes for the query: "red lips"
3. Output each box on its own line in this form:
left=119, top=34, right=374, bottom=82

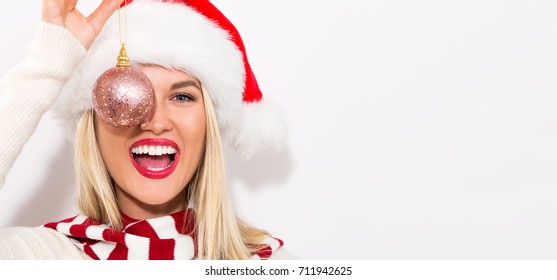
left=129, top=138, right=180, bottom=179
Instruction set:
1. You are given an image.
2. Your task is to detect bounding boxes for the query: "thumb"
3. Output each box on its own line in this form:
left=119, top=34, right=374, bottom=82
left=87, top=0, right=120, bottom=35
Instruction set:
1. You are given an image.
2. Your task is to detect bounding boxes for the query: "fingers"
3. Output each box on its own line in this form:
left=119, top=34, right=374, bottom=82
left=67, top=0, right=78, bottom=11
left=42, top=0, right=77, bottom=26
left=87, top=0, right=120, bottom=33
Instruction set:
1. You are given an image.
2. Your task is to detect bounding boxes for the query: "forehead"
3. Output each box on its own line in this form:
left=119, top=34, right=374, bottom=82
left=137, top=65, right=199, bottom=87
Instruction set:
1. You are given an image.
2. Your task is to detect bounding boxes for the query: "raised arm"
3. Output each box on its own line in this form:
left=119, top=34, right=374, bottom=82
left=0, top=0, right=118, bottom=187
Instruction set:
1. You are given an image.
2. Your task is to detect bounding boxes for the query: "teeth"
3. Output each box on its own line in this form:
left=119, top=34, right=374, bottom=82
left=131, top=145, right=177, bottom=155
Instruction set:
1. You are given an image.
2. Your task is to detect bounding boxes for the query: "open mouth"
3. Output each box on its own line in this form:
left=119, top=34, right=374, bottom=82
left=129, top=139, right=180, bottom=179
left=131, top=146, right=177, bottom=171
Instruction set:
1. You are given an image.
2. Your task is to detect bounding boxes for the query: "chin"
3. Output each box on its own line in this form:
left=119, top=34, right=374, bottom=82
left=136, top=180, right=185, bottom=203
left=137, top=195, right=181, bottom=207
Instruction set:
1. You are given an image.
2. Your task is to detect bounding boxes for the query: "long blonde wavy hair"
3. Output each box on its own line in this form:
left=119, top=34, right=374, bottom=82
left=74, top=86, right=268, bottom=259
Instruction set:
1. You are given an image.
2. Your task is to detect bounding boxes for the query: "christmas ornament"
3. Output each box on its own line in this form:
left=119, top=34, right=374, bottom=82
left=92, top=0, right=155, bottom=128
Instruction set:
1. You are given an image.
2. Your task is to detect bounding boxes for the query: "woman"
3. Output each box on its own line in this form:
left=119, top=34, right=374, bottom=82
left=0, top=0, right=290, bottom=259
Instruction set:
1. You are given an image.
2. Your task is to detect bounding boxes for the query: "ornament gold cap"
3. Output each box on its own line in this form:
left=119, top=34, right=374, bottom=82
left=116, top=44, right=131, bottom=67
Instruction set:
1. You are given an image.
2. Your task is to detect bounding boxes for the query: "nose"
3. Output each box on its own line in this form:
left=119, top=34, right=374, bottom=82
left=140, top=102, right=172, bottom=135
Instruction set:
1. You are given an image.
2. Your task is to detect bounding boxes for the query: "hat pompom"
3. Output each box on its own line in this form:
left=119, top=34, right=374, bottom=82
left=232, top=100, right=288, bottom=159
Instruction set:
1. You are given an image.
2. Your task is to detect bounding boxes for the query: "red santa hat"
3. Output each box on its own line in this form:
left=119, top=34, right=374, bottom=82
left=54, top=0, right=286, bottom=158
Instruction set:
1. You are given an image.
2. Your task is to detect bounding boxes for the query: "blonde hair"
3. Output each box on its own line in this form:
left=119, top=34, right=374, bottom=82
left=74, top=87, right=269, bottom=259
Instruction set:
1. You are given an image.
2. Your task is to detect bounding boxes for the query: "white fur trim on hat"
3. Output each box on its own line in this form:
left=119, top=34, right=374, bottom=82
left=52, top=0, right=286, bottom=158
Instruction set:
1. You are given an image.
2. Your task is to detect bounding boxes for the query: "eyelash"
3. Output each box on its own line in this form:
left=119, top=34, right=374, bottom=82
left=171, top=93, right=195, bottom=103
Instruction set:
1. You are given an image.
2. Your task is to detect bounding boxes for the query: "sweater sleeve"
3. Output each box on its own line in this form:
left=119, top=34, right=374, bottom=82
left=0, top=22, right=86, bottom=188
left=0, top=227, right=89, bottom=259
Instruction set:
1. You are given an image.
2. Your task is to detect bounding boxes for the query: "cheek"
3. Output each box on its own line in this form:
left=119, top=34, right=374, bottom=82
left=193, top=111, right=207, bottom=144
left=176, top=110, right=207, bottom=155
left=95, top=120, right=131, bottom=171
left=192, top=116, right=207, bottom=144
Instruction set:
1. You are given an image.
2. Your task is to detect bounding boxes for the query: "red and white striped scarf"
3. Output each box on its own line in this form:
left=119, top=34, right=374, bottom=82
left=44, top=209, right=283, bottom=260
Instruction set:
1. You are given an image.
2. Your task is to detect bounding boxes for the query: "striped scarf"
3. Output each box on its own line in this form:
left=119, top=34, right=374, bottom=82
left=44, top=209, right=283, bottom=260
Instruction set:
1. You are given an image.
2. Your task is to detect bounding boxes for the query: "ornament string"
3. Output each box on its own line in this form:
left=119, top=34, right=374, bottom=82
left=92, top=0, right=155, bottom=128
left=118, top=0, right=127, bottom=46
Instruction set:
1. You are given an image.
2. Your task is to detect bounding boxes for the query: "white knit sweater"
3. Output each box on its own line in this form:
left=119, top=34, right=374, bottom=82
left=0, top=23, right=294, bottom=260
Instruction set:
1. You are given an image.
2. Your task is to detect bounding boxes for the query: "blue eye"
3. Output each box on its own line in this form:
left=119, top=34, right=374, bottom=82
left=172, top=93, right=194, bottom=103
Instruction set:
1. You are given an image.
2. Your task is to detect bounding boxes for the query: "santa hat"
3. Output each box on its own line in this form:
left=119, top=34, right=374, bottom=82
left=53, top=0, right=286, bottom=159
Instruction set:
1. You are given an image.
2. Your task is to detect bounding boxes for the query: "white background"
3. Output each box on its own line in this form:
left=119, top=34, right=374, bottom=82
left=0, top=0, right=556, bottom=259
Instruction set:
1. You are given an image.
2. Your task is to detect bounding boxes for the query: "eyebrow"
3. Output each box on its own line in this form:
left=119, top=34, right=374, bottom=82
left=170, top=80, right=202, bottom=92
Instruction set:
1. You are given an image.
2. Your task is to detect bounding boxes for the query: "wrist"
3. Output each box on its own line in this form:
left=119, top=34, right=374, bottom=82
left=41, top=18, right=65, bottom=28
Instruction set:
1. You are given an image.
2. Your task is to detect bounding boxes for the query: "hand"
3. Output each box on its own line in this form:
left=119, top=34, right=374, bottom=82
left=42, top=0, right=120, bottom=49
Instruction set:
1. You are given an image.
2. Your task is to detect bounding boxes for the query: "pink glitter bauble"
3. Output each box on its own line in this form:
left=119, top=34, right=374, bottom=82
left=92, top=67, right=155, bottom=128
